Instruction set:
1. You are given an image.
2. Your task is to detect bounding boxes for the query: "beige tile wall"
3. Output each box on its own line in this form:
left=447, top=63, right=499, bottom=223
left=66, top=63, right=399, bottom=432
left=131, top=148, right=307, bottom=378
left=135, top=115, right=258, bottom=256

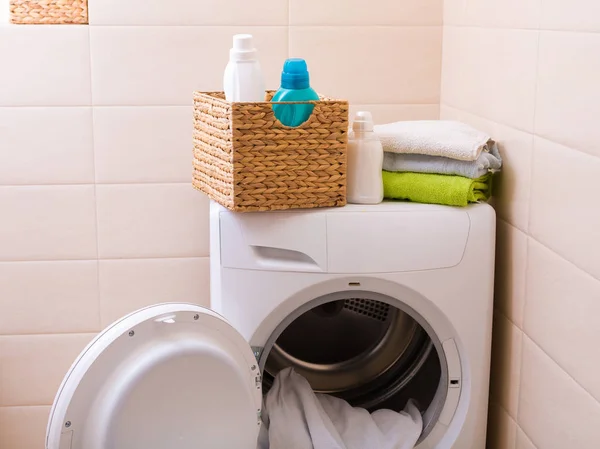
left=0, top=0, right=442, bottom=447
left=441, top=2, right=600, bottom=448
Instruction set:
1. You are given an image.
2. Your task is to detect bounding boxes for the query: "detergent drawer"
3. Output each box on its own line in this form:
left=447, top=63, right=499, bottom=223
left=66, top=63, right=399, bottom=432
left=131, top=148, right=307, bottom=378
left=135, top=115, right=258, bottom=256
left=220, top=211, right=327, bottom=272
left=326, top=209, right=470, bottom=273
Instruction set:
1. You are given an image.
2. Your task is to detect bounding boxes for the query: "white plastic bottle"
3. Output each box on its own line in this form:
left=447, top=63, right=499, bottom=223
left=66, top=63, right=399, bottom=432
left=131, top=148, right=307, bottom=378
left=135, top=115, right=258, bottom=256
left=223, top=34, right=265, bottom=102
left=346, top=111, right=384, bottom=204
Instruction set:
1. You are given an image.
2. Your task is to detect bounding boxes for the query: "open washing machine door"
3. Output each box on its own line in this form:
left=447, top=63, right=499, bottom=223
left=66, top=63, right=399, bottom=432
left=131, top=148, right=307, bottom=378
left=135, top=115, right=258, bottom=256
left=46, top=303, right=262, bottom=449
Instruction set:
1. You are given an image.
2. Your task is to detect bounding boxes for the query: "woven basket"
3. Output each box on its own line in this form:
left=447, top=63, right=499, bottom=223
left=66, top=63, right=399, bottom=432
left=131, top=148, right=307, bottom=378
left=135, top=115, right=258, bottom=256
left=193, top=91, right=349, bottom=212
left=10, top=0, right=88, bottom=24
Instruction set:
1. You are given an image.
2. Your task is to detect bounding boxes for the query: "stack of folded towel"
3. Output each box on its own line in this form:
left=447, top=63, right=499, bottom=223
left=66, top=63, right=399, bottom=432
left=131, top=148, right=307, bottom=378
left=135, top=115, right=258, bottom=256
left=373, top=120, right=502, bottom=207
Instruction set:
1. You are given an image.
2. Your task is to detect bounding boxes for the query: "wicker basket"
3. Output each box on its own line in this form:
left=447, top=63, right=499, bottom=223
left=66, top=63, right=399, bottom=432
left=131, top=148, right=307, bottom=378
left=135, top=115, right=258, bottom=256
left=193, top=91, right=348, bottom=212
left=10, top=0, right=88, bottom=24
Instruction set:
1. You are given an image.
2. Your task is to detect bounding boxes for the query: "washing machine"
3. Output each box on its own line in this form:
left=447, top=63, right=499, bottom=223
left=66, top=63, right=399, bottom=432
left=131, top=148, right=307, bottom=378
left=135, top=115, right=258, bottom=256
left=46, top=202, right=495, bottom=449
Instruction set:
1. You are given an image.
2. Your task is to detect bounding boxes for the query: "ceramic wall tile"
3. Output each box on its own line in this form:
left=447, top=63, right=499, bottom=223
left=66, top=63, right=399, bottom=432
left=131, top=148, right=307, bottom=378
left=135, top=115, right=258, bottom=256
left=290, top=0, right=442, bottom=25
left=94, top=106, right=192, bottom=183
left=441, top=1, right=600, bottom=446
left=535, top=31, right=600, bottom=158
left=516, top=428, right=537, bottom=449
left=441, top=27, right=538, bottom=132
left=349, top=104, right=439, bottom=123
left=0, top=186, right=97, bottom=261
left=96, top=184, right=209, bottom=259
left=490, top=124, right=533, bottom=232
left=525, top=239, right=600, bottom=402
left=0, top=261, right=99, bottom=335
left=0, top=108, right=94, bottom=185
left=489, top=313, right=523, bottom=417
left=443, top=0, right=467, bottom=25
left=541, top=0, right=600, bottom=32
left=0, top=0, right=8, bottom=24
left=464, top=0, right=540, bottom=29
left=529, top=137, right=600, bottom=281
left=0, top=26, right=91, bottom=106
left=99, top=257, right=210, bottom=326
left=89, top=0, right=288, bottom=26
left=519, top=336, right=600, bottom=449
left=0, top=334, right=94, bottom=406
left=290, top=27, right=442, bottom=104
left=439, top=104, right=462, bottom=120
left=0, top=406, right=50, bottom=449
left=494, top=221, right=528, bottom=328
left=90, top=26, right=287, bottom=105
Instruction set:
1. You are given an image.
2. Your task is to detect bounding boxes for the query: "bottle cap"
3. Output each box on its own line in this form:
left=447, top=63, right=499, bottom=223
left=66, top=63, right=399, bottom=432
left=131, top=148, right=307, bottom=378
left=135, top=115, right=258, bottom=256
left=230, top=34, right=258, bottom=61
left=352, top=111, right=374, bottom=132
left=281, top=58, right=311, bottom=89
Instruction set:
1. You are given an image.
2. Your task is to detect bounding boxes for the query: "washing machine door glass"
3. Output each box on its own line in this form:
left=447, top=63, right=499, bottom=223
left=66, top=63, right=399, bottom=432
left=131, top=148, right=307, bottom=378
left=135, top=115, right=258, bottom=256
left=46, top=303, right=262, bottom=449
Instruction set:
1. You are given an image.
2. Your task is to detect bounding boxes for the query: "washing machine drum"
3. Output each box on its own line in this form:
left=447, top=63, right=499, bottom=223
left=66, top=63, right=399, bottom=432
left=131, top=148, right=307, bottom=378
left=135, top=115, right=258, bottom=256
left=263, top=297, right=435, bottom=411
left=47, top=302, right=457, bottom=449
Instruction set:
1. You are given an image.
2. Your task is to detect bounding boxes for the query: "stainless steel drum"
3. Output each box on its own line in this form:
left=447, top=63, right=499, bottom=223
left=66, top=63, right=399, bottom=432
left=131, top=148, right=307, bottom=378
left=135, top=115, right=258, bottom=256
left=264, top=297, right=433, bottom=408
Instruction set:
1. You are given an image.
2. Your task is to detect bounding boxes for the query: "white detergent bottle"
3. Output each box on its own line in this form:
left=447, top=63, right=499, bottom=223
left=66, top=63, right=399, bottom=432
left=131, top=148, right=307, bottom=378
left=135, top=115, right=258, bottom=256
left=347, top=111, right=384, bottom=204
left=223, top=34, right=265, bottom=102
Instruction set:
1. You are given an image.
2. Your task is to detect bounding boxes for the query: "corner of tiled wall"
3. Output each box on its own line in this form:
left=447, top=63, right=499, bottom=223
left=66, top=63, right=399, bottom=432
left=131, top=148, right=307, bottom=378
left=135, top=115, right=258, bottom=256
left=0, top=1, right=442, bottom=447
left=441, top=1, right=600, bottom=448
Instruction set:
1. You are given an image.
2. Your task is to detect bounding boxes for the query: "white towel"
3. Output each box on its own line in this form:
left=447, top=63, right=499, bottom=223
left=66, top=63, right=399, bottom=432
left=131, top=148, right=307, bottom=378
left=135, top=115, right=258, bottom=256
left=374, top=120, right=493, bottom=161
left=383, top=141, right=502, bottom=179
left=258, top=368, right=423, bottom=449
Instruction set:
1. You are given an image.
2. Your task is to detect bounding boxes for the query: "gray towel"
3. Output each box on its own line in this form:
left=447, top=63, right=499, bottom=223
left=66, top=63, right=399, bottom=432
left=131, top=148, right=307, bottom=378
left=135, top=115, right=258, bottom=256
left=383, top=142, right=502, bottom=179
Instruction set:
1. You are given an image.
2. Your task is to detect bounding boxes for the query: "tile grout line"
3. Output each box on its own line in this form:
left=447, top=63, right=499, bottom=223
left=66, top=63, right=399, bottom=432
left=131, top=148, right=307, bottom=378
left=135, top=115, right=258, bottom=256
left=496, top=220, right=600, bottom=319
left=0, top=404, right=52, bottom=407
left=497, top=217, right=600, bottom=316
left=437, top=23, right=444, bottom=119
left=515, top=257, right=526, bottom=427
left=529, top=230, right=600, bottom=290
left=490, top=307, right=522, bottom=423
left=491, top=400, right=518, bottom=428
left=1, top=103, right=440, bottom=108
left=0, top=182, right=195, bottom=187
left=518, top=424, right=539, bottom=449
left=440, top=102, right=535, bottom=137
left=73, top=24, right=443, bottom=28
left=0, top=331, right=98, bottom=338
left=501, top=308, right=600, bottom=412
left=0, top=256, right=210, bottom=263
left=525, top=17, right=543, bottom=235
left=522, top=333, right=600, bottom=435
left=440, top=104, right=600, bottom=194
left=287, top=0, right=291, bottom=57
left=513, top=179, right=532, bottom=428
left=87, top=25, right=103, bottom=332
left=498, top=186, right=600, bottom=283
left=444, top=23, right=600, bottom=34
left=442, top=102, right=600, bottom=163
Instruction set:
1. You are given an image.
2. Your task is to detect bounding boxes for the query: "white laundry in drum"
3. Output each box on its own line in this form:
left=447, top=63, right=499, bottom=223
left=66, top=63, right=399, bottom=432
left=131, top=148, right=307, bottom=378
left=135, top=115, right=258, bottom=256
left=259, top=368, right=423, bottom=449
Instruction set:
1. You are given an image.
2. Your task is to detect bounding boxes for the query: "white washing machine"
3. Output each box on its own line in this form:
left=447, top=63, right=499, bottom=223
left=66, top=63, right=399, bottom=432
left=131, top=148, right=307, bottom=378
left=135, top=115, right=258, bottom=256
left=46, top=202, right=495, bottom=449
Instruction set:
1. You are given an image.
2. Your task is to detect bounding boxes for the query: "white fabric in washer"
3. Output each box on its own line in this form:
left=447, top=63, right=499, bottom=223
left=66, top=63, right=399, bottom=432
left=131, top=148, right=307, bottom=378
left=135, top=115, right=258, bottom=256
left=257, top=367, right=423, bottom=449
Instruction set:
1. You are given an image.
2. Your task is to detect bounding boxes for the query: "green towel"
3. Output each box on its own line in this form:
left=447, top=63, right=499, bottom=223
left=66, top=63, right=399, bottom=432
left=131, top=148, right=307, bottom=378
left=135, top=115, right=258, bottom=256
left=382, top=171, right=492, bottom=207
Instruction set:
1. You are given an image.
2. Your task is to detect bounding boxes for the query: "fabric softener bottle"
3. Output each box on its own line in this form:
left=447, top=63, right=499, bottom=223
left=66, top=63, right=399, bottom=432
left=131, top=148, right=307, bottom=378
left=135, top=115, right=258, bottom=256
left=347, top=111, right=384, bottom=204
left=272, top=58, right=319, bottom=127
